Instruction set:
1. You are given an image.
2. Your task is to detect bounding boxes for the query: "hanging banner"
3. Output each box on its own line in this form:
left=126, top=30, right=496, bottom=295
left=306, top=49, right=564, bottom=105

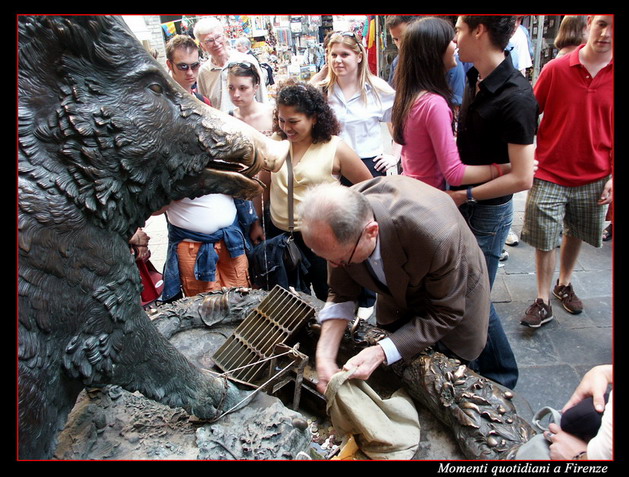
left=367, top=17, right=376, bottom=49
left=241, top=15, right=251, bottom=35
left=365, top=16, right=377, bottom=75
left=161, top=22, right=176, bottom=38
left=181, top=16, right=191, bottom=33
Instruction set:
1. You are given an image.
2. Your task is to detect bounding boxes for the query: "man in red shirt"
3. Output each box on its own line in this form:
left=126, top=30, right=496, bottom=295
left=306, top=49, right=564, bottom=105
left=521, top=15, right=613, bottom=328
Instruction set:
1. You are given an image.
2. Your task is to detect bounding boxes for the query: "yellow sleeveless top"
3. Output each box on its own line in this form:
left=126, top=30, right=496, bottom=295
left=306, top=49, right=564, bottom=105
left=270, top=135, right=341, bottom=232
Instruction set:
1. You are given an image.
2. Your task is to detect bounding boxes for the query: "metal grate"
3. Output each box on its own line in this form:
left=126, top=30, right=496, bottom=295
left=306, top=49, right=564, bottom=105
left=212, top=285, right=316, bottom=385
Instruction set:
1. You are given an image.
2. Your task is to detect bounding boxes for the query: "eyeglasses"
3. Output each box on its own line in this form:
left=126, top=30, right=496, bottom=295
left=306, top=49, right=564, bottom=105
left=175, top=62, right=200, bottom=71
left=202, top=34, right=224, bottom=45
left=332, top=224, right=368, bottom=268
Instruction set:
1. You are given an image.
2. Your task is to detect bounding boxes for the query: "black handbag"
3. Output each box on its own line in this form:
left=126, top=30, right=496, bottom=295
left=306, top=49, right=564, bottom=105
left=283, top=234, right=302, bottom=271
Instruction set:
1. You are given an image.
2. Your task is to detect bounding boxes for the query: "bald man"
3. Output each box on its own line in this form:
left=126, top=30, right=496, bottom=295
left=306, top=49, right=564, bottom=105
left=299, top=176, right=494, bottom=392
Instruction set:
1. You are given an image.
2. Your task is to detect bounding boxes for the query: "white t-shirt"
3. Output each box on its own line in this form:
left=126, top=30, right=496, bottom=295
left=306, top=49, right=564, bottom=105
left=509, top=26, right=532, bottom=72
left=166, top=194, right=236, bottom=235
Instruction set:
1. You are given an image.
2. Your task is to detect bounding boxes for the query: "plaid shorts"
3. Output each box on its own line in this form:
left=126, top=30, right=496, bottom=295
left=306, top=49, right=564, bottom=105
left=521, top=176, right=610, bottom=251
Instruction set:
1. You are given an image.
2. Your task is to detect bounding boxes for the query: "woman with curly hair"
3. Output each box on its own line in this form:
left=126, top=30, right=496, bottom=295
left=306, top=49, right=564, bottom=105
left=257, top=82, right=372, bottom=299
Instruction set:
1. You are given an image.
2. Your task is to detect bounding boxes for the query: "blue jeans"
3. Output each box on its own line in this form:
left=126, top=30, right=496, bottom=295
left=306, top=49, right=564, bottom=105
left=459, top=200, right=512, bottom=287
left=460, top=200, right=519, bottom=389
left=468, top=303, right=518, bottom=389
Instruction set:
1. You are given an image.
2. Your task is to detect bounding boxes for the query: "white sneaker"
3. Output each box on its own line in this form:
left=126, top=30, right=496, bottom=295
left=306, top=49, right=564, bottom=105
left=357, top=306, right=374, bottom=320
left=505, top=230, right=519, bottom=246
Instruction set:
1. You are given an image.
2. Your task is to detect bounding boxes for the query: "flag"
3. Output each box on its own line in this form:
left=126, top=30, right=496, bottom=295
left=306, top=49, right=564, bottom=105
left=181, top=16, right=191, bottom=33
left=367, top=17, right=376, bottom=49
left=161, top=22, right=176, bottom=37
left=365, top=16, right=377, bottom=75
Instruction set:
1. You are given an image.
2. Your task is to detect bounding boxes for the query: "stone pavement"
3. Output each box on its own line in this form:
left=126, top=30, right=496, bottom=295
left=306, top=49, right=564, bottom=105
left=143, top=189, right=614, bottom=420
left=492, top=191, right=613, bottom=417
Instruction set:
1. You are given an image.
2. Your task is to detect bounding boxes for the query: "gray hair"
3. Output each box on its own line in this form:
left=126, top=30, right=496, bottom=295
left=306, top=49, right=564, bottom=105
left=299, top=183, right=373, bottom=244
left=235, top=37, right=252, bottom=49
left=193, top=17, right=223, bottom=39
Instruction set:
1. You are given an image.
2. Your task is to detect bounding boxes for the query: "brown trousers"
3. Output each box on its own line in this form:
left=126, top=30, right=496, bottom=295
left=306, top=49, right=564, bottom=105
left=177, top=240, right=250, bottom=296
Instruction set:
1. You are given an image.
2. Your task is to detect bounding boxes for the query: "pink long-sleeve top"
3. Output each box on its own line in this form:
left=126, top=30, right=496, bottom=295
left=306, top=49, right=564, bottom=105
left=401, top=92, right=467, bottom=190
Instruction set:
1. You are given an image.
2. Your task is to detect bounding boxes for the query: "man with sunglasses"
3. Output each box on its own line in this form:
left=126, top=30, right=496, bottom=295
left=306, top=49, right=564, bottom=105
left=193, top=17, right=268, bottom=112
left=165, top=35, right=211, bottom=105
left=158, top=34, right=259, bottom=303
left=299, top=176, right=491, bottom=394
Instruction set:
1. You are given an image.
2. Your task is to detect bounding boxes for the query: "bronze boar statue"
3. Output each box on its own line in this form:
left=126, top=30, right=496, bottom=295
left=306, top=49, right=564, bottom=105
left=17, top=15, right=288, bottom=459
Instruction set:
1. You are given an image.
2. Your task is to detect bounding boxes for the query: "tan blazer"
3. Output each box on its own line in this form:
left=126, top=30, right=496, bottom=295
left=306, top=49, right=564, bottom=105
left=327, top=175, right=490, bottom=362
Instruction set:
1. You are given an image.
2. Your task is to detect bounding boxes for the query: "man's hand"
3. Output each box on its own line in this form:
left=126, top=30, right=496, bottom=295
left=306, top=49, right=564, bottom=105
left=598, top=178, right=613, bottom=206
left=316, top=358, right=340, bottom=394
left=341, top=345, right=386, bottom=381
left=249, top=220, right=265, bottom=246
left=445, top=189, right=467, bottom=207
left=129, top=228, right=150, bottom=260
left=315, top=319, right=348, bottom=394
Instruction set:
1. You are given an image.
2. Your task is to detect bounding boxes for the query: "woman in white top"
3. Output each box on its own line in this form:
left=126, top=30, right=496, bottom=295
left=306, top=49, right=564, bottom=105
left=315, top=31, right=399, bottom=314
left=316, top=31, right=401, bottom=180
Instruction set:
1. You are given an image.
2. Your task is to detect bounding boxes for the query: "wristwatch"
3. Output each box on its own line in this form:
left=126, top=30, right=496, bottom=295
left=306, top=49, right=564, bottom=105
left=466, top=186, right=477, bottom=204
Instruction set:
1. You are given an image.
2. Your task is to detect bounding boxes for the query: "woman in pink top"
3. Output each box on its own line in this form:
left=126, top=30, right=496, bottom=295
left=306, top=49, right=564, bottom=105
left=391, top=17, right=508, bottom=191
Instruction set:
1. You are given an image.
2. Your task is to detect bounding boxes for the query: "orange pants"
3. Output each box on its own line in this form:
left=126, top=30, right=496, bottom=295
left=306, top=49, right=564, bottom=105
left=176, top=240, right=250, bottom=297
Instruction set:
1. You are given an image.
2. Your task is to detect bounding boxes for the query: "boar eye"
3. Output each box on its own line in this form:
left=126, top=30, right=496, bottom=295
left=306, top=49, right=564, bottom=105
left=148, top=83, right=163, bottom=95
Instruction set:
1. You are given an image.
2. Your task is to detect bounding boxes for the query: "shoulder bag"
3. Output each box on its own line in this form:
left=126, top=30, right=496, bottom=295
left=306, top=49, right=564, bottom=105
left=250, top=155, right=306, bottom=290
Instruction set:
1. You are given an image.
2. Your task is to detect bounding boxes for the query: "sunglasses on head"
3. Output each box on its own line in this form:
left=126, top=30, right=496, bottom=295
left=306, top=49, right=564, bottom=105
left=227, top=61, right=260, bottom=80
left=228, top=61, right=255, bottom=70
left=175, top=62, right=200, bottom=71
left=332, top=31, right=359, bottom=41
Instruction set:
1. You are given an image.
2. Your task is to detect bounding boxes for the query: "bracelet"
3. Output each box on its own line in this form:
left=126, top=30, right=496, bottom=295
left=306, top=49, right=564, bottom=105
left=491, top=163, right=503, bottom=178
left=573, top=451, right=587, bottom=460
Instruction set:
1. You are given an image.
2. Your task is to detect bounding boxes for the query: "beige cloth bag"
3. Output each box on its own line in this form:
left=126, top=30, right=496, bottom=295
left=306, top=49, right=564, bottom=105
left=325, top=369, right=421, bottom=460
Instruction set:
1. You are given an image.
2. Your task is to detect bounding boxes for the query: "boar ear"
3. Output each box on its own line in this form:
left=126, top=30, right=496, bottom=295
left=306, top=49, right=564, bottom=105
left=19, top=16, right=132, bottom=103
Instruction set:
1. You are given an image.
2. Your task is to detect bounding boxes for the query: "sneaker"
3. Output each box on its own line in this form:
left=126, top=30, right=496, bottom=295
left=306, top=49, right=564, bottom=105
left=553, top=281, right=583, bottom=314
left=521, top=299, right=554, bottom=328
left=505, top=230, right=519, bottom=246
left=500, top=249, right=509, bottom=261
